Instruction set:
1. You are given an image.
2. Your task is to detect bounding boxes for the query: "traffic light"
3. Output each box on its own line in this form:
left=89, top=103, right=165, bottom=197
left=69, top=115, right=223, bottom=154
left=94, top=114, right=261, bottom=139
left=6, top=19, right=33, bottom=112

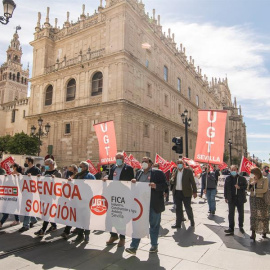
left=172, top=137, right=183, bottom=154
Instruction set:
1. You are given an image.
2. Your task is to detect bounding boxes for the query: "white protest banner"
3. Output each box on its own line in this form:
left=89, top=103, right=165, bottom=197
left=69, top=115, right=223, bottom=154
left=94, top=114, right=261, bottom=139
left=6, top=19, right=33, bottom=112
left=0, top=175, right=150, bottom=238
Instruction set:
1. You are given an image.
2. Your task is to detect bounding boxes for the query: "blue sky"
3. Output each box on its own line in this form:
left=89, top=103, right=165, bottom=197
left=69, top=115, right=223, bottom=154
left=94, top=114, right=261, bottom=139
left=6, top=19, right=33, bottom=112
left=0, top=0, right=269, bottom=162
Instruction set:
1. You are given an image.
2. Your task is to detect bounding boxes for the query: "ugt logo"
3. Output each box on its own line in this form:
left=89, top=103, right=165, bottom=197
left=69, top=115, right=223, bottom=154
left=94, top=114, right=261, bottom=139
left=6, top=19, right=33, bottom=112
left=89, top=195, right=108, bottom=215
left=0, top=186, right=18, bottom=196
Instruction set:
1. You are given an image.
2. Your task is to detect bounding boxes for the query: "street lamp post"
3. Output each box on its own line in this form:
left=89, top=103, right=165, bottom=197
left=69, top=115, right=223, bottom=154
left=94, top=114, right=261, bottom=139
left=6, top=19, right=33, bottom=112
left=0, top=0, right=16, bottom=25
left=31, top=117, right=51, bottom=156
left=181, top=109, right=192, bottom=158
left=228, top=139, right=233, bottom=165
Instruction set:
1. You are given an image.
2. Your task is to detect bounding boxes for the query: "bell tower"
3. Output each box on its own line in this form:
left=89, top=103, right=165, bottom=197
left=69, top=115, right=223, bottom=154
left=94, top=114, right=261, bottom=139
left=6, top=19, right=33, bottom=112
left=0, top=26, right=29, bottom=105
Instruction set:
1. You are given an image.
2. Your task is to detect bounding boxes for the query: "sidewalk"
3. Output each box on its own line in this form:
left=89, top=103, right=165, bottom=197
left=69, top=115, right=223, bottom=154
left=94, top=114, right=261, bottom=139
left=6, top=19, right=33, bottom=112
left=0, top=194, right=269, bottom=270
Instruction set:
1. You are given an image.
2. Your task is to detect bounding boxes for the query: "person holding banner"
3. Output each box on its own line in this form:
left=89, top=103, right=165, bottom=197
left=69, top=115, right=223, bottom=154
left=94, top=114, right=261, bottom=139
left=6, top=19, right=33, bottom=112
left=61, top=161, right=96, bottom=242
left=0, top=163, right=22, bottom=228
left=125, top=157, right=167, bottom=255
left=170, top=159, right=197, bottom=229
left=18, top=157, right=41, bottom=233
left=248, top=168, right=269, bottom=241
left=224, top=165, right=247, bottom=235
left=202, top=165, right=217, bottom=215
left=34, top=159, right=62, bottom=237
left=105, top=152, right=134, bottom=247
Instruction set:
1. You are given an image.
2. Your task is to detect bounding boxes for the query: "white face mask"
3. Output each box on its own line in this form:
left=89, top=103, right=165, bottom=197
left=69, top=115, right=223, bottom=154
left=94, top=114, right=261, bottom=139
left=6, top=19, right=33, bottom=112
left=142, top=162, right=148, bottom=170
left=250, top=173, right=255, bottom=179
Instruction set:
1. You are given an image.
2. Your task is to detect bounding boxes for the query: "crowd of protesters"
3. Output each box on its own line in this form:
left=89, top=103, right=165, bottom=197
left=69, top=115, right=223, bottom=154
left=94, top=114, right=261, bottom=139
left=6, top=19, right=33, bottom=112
left=0, top=154, right=269, bottom=256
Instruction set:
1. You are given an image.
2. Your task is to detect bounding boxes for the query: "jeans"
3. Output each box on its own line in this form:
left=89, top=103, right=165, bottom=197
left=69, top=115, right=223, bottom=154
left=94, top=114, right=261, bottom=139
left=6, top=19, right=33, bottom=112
left=77, top=228, right=90, bottom=236
left=206, top=189, right=217, bottom=212
left=1, top=214, right=19, bottom=225
left=130, top=207, right=161, bottom=249
left=174, top=190, right=194, bottom=224
left=23, top=216, right=38, bottom=228
left=228, top=201, right=244, bottom=230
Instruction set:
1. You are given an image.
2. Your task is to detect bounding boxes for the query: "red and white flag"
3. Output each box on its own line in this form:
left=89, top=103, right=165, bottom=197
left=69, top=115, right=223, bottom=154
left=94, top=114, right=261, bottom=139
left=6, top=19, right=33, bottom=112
left=129, top=154, right=142, bottom=169
left=155, top=154, right=171, bottom=173
left=170, top=161, right=177, bottom=173
left=239, top=156, right=256, bottom=174
left=0, top=156, right=15, bottom=175
left=86, top=159, right=98, bottom=175
left=218, top=162, right=228, bottom=171
left=94, top=121, right=117, bottom=165
left=123, top=152, right=132, bottom=166
left=182, top=157, right=202, bottom=176
left=194, top=110, right=227, bottom=165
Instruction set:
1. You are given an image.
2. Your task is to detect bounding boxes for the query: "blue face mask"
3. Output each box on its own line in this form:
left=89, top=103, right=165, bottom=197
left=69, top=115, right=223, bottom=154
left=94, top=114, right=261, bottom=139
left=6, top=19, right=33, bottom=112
left=116, top=159, right=123, bottom=166
left=231, top=171, right=237, bottom=176
left=178, top=164, right=183, bottom=169
left=78, top=167, right=82, bottom=173
left=45, top=165, right=50, bottom=171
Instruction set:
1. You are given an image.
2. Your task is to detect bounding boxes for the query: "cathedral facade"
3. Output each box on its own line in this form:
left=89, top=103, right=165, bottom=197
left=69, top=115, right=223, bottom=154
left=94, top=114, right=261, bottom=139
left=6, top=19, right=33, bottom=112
left=26, top=0, right=247, bottom=166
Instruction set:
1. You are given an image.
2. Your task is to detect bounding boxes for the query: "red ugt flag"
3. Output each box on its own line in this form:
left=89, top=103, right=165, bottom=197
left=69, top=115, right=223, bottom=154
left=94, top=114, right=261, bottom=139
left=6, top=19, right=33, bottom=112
left=194, top=110, right=227, bottom=165
left=86, top=159, right=98, bottom=175
left=155, top=154, right=171, bottom=173
left=94, top=121, right=117, bottom=165
left=239, top=156, right=256, bottom=174
left=0, top=156, right=15, bottom=175
left=129, top=154, right=142, bottom=169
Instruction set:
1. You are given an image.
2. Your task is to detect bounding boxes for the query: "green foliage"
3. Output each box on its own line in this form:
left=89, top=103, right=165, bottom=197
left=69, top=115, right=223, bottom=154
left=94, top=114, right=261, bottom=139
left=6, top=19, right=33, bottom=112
left=5, top=132, right=39, bottom=155
left=0, top=135, right=12, bottom=153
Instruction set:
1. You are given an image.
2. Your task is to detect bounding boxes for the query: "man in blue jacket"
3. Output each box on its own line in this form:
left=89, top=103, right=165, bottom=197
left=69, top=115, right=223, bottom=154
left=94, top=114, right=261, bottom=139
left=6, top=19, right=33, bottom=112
left=125, top=156, right=167, bottom=255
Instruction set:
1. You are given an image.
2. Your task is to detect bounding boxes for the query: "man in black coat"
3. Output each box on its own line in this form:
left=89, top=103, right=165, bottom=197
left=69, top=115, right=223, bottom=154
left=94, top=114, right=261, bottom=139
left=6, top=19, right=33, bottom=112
left=224, top=165, right=247, bottom=235
left=105, top=152, right=134, bottom=247
left=125, top=156, right=167, bottom=255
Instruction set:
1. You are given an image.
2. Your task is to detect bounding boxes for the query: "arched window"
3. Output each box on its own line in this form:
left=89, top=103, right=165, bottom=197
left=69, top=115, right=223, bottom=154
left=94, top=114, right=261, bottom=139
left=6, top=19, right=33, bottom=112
left=45, top=85, right=53, bottom=106
left=21, top=77, right=24, bottom=84
left=91, top=72, right=103, bottom=96
left=66, top=79, right=76, bottom=101
left=13, top=74, right=15, bottom=81
left=9, top=72, right=12, bottom=80
left=17, top=72, right=20, bottom=82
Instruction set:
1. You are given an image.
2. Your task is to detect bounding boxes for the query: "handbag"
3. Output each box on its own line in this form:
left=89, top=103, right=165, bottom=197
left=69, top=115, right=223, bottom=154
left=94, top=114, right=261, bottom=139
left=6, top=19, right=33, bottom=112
left=263, top=190, right=270, bottom=205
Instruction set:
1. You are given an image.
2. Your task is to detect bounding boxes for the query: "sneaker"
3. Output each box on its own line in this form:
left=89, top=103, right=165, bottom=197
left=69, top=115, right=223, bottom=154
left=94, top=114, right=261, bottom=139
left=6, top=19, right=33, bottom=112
left=34, top=229, right=42, bottom=235
left=38, top=229, right=45, bottom=237
left=61, top=232, right=69, bottom=239
left=106, top=236, right=119, bottom=245
left=30, top=221, right=37, bottom=228
left=10, top=221, right=20, bottom=226
left=18, top=226, right=29, bottom=232
left=125, top=247, right=137, bottom=255
left=239, top=227, right=245, bottom=234
left=211, top=211, right=215, bottom=215
left=84, top=235, right=90, bottom=243
left=171, top=224, right=181, bottom=229
left=47, top=226, right=57, bottom=233
left=149, top=246, right=158, bottom=253
left=224, top=228, right=234, bottom=235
